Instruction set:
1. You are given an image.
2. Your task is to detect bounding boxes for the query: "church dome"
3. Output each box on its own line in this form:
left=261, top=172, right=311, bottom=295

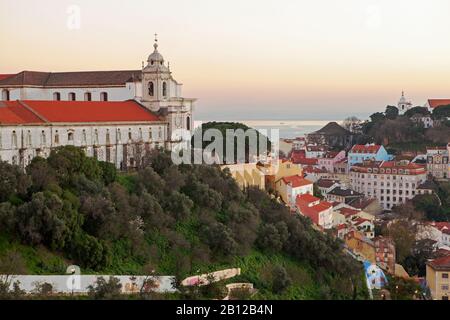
left=148, top=42, right=164, bottom=64
left=399, top=91, right=407, bottom=103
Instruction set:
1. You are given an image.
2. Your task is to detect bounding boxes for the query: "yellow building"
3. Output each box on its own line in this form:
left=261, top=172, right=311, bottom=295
left=426, top=256, right=450, bottom=300
left=345, top=231, right=376, bottom=263
left=221, top=163, right=265, bottom=190
left=258, top=159, right=303, bottom=191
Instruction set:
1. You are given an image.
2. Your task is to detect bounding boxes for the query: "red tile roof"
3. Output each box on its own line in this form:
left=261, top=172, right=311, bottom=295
left=337, top=223, right=347, bottom=231
left=351, top=160, right=426, bottom=175
left=348, top=197, right=376, bottom=210
left=316, top=178, right=339, bottom=188
left=0, top=70, right=141, bottom=87
left=430, top=222, right=450, bottom=232
left=427, top=99, right=450, bottom=109
left=0, top=74, right=13, bottom=81
left=295, top=158, right=319, bottom=166
left=339, top=207, right=361, bottom=218
left=0, top=101, right=44, bottom=124
left=296, top=193, right=320, bottom=206
left=298, top=201, right=332, bottom=225
left=290, top=150, right=306, bottom=163
left=0, top=100, right=160, bottom=124
left=353, top=217, right=371, bottom=226
left=303, top=165, right=327, bottom=174
left=281, top=175, right=312, bottom=188
left=427, top=256, right=450, bottom=270
left=350, top=144, right=381, bottom=154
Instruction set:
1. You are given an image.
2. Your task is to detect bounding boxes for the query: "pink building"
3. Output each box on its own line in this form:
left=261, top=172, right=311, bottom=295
left=318, top=150, right=346, bottom=172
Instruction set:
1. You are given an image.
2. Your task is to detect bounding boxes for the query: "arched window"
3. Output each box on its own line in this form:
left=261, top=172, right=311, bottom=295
left=82, top=129, right=87, bottom=144
left=138, top=128, right=143, bottom=140
left=186, top=116, right=191, bottom=131
left=41, top=130, right=46, bottom=145
left=54, top=130, right=59, bottom=144
left=2, top=89, right=10, bottom=101
left=100, top=92, right=108, bottom=101
left=162, top=82, right=167, bottom=97
left=148, top=82, right=154, bottom=96
left=53, top=92, right=61, bottom=101
left=11, top=131, right=17, bottom=148
left=84, top=92, right=92, bottom=101
left=94, top=129, right=99, bottom=145
left=68, top=131, right=74, bottom=141
left=26, top=130, right=32, bottom=147
left=68, top=92, right=76, bottom=101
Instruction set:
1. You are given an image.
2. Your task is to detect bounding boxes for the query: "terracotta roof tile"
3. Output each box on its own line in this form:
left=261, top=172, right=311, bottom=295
left=0, top=70, right=141, bottom=87
left=281, top=175, right=312, bottom=188
left=427, top=99, right=450, bottom=109
left=0, top=100, right=160, bottom=124
left=350, top=144, right=381, bottom=154
left=427, top=256, right=450, bottom=270
left=0, top=101, right=44, bottom=124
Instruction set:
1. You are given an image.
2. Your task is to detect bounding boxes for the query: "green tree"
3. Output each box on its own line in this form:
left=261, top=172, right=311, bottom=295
left=432, top=105, right=450, bottom=119
left=87, top=276, right=122, bottom=300
left=0, top=161, right=30, bottom=202
left=272, top=265, right=291, bottom=294
left=385, top=105, right=399, bottom=120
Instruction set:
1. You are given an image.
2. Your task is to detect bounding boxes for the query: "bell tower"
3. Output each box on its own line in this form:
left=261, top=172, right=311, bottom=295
left=140, top=35, right=196, bottom=150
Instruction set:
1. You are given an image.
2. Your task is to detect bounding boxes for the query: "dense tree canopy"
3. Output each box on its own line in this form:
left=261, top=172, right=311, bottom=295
left=0, top=146, right=366, bottom=299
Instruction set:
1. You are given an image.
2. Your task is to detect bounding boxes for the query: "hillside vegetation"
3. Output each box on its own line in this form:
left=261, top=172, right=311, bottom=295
left=356, top=105, right=450, bottom=154
left=0, top=146, right=367, bottom=299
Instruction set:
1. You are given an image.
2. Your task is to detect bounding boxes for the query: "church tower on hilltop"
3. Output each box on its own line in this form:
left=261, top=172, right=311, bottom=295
left=140, top=35, right=196, bottom=150
left=397, top=91, right=413, bottom=115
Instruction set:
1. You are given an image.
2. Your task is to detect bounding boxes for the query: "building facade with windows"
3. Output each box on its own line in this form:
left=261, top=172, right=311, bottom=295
left=347, top=144, right=391, bottom=167
left=426, top=146, right=449, bottom=179
left=426, top=256, right=450, bottom=300
left=350, top=160, right=427, bottom=210
left=0, top=39, right=195, bottom=169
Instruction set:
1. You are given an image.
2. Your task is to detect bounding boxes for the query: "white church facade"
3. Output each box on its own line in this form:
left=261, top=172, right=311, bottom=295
left=0, top=38, right=195, bottom=169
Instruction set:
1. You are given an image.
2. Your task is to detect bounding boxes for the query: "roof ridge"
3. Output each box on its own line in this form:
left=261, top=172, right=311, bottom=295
left=17, top=100, right=49, bottom=123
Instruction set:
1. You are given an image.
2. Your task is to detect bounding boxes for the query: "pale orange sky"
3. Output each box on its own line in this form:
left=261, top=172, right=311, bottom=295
left=1, top=0, right=450, bottom=120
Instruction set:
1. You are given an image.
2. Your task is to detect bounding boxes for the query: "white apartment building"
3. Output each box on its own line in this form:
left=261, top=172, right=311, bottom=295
left=350, top=160, right=427, bottom=210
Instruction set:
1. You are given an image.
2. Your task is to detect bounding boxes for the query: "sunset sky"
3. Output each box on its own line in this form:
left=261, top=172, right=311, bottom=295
left=1, top=0, right=450, bottom=120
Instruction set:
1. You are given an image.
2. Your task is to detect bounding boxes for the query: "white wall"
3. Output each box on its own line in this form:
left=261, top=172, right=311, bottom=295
left=0, top=122, right=167, bottom=168
left=1, top=84, right=138, bottom=102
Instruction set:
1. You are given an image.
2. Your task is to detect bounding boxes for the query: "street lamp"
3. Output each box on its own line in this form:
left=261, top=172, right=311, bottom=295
left=70, top=268, right=76, bottom=296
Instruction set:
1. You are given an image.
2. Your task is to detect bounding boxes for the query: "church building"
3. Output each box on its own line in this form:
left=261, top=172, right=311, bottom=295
left=397, top=91, right=413, bottom=115
left=0, top=37, right=195, bottom=169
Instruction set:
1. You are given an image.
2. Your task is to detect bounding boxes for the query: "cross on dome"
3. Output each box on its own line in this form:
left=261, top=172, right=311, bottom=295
left=147, top=33, right=164, bottom=64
